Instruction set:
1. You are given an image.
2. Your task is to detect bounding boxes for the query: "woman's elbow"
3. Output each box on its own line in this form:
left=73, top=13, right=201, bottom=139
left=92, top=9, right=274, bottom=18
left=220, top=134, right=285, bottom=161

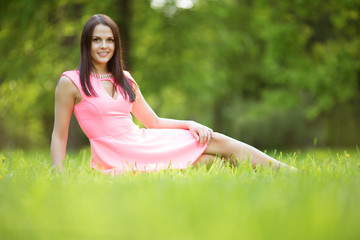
left=144, top=117, right=160, bottom=129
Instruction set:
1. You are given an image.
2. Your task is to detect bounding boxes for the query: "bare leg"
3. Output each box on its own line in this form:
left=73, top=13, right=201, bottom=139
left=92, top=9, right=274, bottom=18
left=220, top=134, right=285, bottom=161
left=197, top=132, right=295, bottom=170
left=193, top=154, right=223, bottom=166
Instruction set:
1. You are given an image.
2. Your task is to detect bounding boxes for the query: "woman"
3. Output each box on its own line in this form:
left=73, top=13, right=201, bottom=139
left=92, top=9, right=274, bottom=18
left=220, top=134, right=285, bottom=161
left=51, top=14, right=294, bottom=174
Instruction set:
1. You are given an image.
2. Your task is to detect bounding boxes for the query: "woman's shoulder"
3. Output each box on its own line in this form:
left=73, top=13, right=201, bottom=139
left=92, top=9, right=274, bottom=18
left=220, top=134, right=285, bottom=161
left=56, top=74, right=80, bottom=96
left=123, top=70, right=133, bottom=79
left=59, top=69, right=81, bottom=86
left=57, top=70, right=81, bottom=92
left=61, top=69, right=80, bottom=80
left=123, top=70, right=137, bottom=85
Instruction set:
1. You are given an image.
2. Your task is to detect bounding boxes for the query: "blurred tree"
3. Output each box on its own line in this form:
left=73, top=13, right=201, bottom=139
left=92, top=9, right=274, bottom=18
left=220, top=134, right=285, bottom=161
left=0, top=0, right=131, bottom=149
left=131, top=0, right=360, bottom=148
left=0, top=0, right=359, bottom=149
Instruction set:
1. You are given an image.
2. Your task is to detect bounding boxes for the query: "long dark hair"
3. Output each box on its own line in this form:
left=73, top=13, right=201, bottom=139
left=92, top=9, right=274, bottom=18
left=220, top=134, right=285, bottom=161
left=79, top=14, right=135, bottom=102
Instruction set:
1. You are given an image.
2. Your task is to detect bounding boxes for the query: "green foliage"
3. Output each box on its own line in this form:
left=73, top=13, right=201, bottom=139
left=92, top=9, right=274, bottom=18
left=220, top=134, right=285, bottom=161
left=0, top=0, right=121, bottom=148
left=0, top=148, right=360, bottom=239
left=131, top=0, right=360, bottom=148
left=0, top=0, right=359, bottom=149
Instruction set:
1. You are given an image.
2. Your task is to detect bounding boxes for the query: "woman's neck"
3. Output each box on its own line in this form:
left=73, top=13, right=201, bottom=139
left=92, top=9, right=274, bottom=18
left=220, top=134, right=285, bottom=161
left=92, top=65, right=109, bottom=75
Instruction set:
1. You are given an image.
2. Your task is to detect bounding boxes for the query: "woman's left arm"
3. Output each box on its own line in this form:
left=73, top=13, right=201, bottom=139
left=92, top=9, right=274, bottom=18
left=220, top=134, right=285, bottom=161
left=131, top=85, right=213, bottom=145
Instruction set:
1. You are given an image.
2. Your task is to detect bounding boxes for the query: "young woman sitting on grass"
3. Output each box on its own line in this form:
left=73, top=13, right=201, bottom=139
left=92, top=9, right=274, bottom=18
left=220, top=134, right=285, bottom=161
left=50, top=14, right=295, bottom=174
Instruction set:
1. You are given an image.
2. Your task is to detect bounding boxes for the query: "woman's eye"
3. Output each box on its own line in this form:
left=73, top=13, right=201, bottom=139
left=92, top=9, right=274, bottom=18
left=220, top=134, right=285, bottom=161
left=93, top=38, right=100, bottom=42
left=107, top=39, right=114, bottom=42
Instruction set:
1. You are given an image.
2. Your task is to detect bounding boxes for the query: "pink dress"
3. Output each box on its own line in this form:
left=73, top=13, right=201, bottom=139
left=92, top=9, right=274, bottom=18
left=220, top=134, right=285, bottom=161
left=61, top=70, right=207, bottom=174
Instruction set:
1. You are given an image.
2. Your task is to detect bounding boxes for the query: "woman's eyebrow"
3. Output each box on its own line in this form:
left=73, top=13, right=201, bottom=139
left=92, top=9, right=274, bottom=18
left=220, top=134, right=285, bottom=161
left=92, top=35, right=114, bottom=38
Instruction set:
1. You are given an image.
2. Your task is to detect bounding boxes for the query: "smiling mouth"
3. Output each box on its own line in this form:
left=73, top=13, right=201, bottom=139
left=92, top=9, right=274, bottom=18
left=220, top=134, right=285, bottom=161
left=98, top=52, right=109, bottom=57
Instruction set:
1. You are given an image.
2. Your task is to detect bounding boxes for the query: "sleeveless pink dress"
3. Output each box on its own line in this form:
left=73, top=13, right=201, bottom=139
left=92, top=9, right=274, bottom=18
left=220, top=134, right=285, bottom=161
left=61, top=70, right=207, bottom=174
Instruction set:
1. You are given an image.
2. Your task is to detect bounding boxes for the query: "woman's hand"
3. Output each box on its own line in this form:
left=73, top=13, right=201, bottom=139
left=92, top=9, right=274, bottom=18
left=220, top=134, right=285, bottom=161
left=188, top=121, right=214, bottom=145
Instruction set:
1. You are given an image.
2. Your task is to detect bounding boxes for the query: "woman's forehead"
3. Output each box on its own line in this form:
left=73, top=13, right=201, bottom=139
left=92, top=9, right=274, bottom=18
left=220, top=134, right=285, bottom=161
left=93, top=24, right=113, bottom=37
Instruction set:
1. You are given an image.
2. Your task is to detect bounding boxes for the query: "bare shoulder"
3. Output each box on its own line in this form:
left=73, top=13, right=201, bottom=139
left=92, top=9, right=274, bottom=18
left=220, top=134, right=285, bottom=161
left=123, top=70, right=137, bottom=84
left=124, top=71, right=140, bottom=95
left=55, top=76, right=81, bottom=104
left=57, top=75, right=75, bottom=88
left=123, top=70, right=132, bottom=77
left=56, top=75, right=79, bottom=94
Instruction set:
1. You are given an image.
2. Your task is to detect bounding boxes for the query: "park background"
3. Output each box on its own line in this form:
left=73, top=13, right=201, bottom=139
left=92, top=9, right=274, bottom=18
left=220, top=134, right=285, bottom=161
left=1, top=1, right=360, bottom=239
left=0, top=0, right=359, bottom=151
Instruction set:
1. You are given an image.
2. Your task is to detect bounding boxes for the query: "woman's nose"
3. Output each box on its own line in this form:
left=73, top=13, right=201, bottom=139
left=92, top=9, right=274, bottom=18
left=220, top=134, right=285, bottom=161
left=100, top=40, right=107, bottom=48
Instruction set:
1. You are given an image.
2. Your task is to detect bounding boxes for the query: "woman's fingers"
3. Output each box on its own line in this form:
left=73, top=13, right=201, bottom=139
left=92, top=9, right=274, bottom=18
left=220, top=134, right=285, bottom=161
left=190, top=129, right=199, bottom=142
left=207, top=129, right=214, bottom=144
left=200, top=128, right=213, bottom=145
left=189, top=122, right=213, bottom=145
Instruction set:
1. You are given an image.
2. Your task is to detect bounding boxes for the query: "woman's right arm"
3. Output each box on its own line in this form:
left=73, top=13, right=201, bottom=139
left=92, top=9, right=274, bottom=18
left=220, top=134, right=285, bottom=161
left=50, top=76, right=77, bottom=171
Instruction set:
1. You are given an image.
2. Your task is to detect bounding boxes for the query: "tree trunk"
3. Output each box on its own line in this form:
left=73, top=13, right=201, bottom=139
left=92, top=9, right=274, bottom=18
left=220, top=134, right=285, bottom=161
left=116, top=0, right=132, bottom=70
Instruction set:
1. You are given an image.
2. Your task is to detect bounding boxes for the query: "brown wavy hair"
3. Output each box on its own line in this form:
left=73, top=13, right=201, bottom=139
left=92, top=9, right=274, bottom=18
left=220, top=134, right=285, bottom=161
left=79, top=14, right=135, bottom=102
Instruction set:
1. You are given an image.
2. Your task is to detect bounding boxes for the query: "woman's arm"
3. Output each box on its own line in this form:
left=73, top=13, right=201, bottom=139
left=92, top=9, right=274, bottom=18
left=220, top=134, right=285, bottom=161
left=50, top=76, right=77, bottom=171
left=131, top=85, right=213, bottom=145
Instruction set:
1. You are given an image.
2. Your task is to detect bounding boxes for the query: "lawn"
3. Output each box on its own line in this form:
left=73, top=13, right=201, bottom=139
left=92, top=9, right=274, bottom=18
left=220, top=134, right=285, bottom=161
left=0, top=148, right=359, bottom=240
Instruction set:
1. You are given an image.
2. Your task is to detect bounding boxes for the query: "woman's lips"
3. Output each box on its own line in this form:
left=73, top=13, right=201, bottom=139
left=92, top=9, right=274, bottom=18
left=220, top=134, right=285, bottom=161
left=98, top=52, right=109, bottom=57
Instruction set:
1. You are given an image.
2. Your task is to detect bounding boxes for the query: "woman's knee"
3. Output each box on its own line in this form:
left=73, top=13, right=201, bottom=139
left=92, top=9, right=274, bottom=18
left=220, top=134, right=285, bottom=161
left=205, top=132, right=231, bottom=156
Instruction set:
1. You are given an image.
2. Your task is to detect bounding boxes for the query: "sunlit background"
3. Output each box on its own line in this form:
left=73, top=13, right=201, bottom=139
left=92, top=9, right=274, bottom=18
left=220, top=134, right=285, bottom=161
left=0, top=0, right=359, bottom=150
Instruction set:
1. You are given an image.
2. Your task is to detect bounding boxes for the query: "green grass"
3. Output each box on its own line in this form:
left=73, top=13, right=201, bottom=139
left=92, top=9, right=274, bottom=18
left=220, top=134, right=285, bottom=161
left=0, top=148, right=360, bottom=240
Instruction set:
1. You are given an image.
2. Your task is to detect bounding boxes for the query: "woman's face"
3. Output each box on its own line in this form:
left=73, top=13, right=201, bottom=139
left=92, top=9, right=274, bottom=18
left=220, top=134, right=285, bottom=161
left=90, top=24, right=115, bottom=70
